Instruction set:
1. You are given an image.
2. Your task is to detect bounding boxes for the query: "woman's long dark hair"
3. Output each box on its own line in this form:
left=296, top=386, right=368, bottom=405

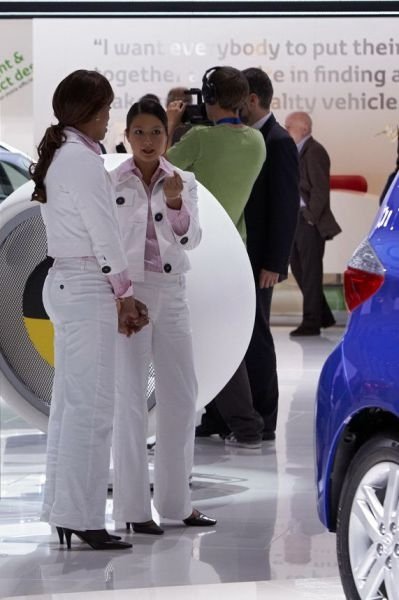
left=125, top=99, right=168, bottom=134
left=30, top=70, right=114, bottom=203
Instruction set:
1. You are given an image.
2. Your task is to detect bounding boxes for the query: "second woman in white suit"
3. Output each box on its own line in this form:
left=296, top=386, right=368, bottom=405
left=111, top=99, right=216, bottom=533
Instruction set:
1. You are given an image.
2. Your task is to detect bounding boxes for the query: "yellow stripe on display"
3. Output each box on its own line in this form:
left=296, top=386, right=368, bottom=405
left=22, top=257, right=55, bottom=367
left=23, top=317, right=54, bottom=367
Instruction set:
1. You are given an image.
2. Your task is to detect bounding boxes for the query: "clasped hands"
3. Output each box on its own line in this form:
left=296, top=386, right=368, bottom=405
left=117, top=296, right=149, bottom=337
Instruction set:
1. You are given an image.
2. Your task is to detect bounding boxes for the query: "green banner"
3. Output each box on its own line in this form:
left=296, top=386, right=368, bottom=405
left=0, top=51, right=33, bottom=100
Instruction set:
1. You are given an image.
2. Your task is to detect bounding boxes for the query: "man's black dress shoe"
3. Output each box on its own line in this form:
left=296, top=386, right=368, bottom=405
left=262, top=430, right=276, bottom=441
left=195, top=424, right=228, bottom=439
left=183, top=510, right=217, bottom=527
left=126, top=520, right=164, bottom=535
left=290, top=326, right=320, bottom=337
left=322, top=318, right=336, bottom=329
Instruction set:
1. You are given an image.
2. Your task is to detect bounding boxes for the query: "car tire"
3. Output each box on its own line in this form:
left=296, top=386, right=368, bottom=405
left=336, top=434, right=399, bottom=600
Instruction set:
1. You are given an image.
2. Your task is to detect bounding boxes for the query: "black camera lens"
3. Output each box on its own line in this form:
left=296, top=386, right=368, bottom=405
left=179, top=88, right=212, bottom=126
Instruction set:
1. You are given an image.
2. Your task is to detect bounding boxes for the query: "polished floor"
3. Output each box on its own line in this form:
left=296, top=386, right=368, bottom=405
left=0, top=327, right=346, bottom=599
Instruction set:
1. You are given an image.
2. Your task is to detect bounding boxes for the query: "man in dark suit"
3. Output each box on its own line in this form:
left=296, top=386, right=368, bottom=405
left=241, top=68, right=300, bottom=440
left=285, top=112, right=341, bottom=337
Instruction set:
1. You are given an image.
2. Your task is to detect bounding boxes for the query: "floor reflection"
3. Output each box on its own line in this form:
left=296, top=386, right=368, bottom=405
left=0, top=327, right=345, bottom=598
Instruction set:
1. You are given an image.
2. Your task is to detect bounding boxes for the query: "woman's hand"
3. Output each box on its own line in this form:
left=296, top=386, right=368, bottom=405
left=166, top=101, right=186, bottom=150
left=166, top=100, right=185, bottom=128
left=134, top=299, right=150, bottom=330
left=163, top=171, right=183, bottom=209
left=117, top=297, right=149, bottom=336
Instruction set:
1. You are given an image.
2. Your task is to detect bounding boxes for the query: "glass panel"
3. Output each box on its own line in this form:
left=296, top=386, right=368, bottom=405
left=1, top=160, right=29, bottom=190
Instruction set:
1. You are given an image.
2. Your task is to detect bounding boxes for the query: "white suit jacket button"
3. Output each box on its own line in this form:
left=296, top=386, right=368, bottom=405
left=102, top=265, right=111, bottom=274
left=180, top=236, right=188, bottom=245
left=163, top=263, right=172, bottom=273
left=116, top=197, right=125, bottom=205
left=154, top=212, right=163, bottom=222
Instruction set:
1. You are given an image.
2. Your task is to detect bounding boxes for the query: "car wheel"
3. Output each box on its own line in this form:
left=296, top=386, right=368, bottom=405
left=337, top=435, right=399, bottom=600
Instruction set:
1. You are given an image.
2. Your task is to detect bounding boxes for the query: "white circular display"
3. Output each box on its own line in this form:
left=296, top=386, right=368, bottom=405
left=0, top=154, right=255, bottom=434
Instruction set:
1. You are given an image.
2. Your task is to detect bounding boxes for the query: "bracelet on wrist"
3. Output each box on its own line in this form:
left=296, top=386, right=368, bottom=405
left=166, top=194, right=182, bottom=201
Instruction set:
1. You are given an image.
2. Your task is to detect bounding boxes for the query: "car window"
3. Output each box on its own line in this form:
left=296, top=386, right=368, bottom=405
left=0, top=159, right=30, bottom=202
left=0, top=162, right=14, bottom=200
left=1, top=160, right=29, bottom=189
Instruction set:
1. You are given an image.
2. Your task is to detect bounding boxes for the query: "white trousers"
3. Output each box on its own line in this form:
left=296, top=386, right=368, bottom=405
left=112, top=272, right=198, bottom=522
left=41, top=258, right=118, bottom=530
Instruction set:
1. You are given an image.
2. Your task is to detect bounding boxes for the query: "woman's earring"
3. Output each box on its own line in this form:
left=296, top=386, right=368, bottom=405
left=95, top=116, right=100, bottom=122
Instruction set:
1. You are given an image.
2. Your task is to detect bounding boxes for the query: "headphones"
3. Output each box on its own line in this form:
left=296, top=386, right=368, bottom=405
left=202, top=66, right=223, bottom=105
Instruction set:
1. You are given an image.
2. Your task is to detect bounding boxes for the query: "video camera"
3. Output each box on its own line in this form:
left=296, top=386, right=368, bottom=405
left=181, top=88, right=212, bottom=126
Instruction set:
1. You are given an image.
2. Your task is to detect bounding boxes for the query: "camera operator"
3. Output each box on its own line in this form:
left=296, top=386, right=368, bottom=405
left=167, top=66, right=266, bottom=449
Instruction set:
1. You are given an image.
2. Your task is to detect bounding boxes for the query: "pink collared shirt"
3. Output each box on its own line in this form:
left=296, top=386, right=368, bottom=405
left=64, top=126, right=103, bottom=155
left=64, top=126, right=133, bottom=298
left=127, top=156, right=190, bottom=273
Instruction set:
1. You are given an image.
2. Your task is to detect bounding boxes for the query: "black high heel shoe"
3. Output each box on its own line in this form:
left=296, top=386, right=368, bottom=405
left=56, top=526, right=121, bottom=544
left=57, top=527, right=132, bottom=550
left=183, top=509, right=217, bottom=527
left=56, top=526, right=65, bottom=544
left=126, top=520, right=164, bottom=535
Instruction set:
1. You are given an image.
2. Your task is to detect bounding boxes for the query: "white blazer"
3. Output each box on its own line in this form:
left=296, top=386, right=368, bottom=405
left=110, top=158, right=201, bottom=281
left=41, top=130, right=128, bottom=276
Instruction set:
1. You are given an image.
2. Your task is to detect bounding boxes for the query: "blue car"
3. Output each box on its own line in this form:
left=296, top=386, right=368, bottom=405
left=316, top=171, right=399, bottom=600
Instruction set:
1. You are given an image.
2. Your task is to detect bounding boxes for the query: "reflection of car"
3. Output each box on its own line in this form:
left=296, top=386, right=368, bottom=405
left=0, top=149, right=31, bottom=202
left=315, top=172, right=399, bottom=600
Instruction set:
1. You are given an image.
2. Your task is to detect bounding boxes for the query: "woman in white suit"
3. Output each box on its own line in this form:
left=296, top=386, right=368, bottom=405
left=111, top=99, right=216, bottom=533
left=31, top=70, right=148, bottom=550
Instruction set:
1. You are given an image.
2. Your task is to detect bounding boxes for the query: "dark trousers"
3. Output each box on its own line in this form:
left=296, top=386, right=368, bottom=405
left=245, top=286, right=278, bottom=433
left=290, top=217, right=334, bottom=329
left=200, top=360, right=264, bottom=442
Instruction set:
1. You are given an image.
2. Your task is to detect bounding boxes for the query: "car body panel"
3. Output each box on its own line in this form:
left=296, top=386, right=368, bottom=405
left=316, top=171, right=399, bottom=530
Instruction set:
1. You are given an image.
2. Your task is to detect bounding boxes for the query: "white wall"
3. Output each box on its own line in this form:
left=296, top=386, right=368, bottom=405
left=1, top=16, right=398, bottom=194
left=32, top=16, right=399, bottom=194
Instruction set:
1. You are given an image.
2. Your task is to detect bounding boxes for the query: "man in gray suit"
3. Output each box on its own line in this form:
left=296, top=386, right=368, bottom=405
left=285, top=112, right=341, bottom=336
